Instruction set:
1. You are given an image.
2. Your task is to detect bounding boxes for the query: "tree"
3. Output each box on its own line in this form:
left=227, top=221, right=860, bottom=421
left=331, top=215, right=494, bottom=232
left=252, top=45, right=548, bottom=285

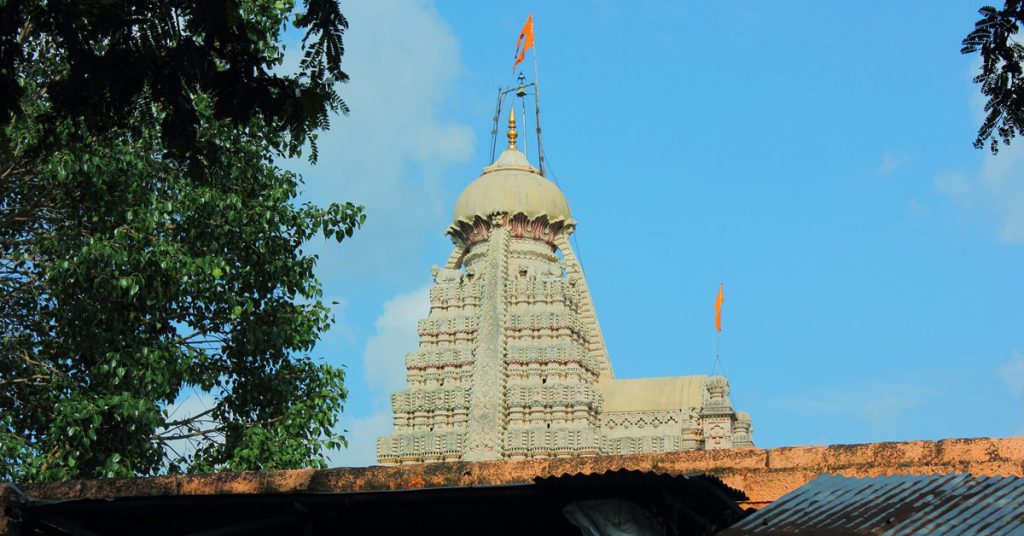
left=962, top=0, right=1024, bottom=153
left=1, top=0, right=364, bottom=482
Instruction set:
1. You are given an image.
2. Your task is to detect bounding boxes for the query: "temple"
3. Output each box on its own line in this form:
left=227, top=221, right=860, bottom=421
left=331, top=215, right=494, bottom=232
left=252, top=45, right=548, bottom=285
left=376, top=109, right=754, bottom=464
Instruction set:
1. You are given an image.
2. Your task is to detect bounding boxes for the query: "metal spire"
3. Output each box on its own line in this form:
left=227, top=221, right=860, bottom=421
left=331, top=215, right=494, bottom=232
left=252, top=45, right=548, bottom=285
left=506, top=106, right=518, bottom=149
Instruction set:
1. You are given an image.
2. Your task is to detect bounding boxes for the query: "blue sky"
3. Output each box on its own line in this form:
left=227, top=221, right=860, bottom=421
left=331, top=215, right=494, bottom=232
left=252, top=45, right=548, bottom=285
left=281, top=0, right=1024, bottom=466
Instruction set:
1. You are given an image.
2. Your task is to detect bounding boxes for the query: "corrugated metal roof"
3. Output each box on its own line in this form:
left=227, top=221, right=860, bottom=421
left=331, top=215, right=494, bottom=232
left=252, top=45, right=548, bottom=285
left=13, top=469, right=749, bottom=535
left=720, top=473, right=1024, bottom=535
left=534, top=469, right=749, bottom=535
left=534, top=468, right=749, bottom=502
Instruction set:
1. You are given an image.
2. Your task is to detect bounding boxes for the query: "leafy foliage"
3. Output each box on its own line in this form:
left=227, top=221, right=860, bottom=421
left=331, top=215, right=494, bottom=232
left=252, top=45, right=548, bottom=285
left=1, top=0, right=363, bottom=482
left=0, top=0, right=349, bottom=162
left=962, top=1, right=1024, bottom=153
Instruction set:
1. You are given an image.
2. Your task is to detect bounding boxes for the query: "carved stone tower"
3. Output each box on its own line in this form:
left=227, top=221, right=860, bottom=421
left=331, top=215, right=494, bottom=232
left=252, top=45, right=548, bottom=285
left=377, top=110, right=754, bottom=464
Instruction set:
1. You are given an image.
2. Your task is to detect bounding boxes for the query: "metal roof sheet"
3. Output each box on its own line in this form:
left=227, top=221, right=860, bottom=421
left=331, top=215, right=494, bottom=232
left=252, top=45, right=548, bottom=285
left=534, top=468, right=749, bottom=502
left=720, top=473, right=1024, bottom=535
left=12, top=469, right=748, bottom=535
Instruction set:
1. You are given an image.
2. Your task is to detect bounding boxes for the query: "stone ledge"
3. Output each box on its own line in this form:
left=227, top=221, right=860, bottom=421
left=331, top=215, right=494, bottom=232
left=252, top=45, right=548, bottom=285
left=766, top=437, right=1023, bottom=471
left=11, top=436, right=1023, bottom=507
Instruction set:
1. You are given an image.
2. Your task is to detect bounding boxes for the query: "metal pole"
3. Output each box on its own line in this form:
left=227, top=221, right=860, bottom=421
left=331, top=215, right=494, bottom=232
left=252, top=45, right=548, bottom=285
left=712, top=331, right=724, bottom=377
left=521, top=90, right=529, bottom=158
left=532, top=33, right=545, bottom=176
left=490, top=88, right=503, bottom=162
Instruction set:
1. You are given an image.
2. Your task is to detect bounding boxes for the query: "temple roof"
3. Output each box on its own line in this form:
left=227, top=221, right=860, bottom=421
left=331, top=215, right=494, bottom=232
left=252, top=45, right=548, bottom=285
left=449, top=109, right=573, bottom=229
left=599, top=375, right=708, bottom=412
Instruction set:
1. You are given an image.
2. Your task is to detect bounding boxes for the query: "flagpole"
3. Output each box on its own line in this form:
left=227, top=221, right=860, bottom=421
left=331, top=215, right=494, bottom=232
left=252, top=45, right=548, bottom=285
left=489, top=89, right=503, bottom=163
left=506, top=18, right=524, bottom=161
left=521, top=90, right=529, bottom=158
left=531, top=26, right=545, bottom=176
left=713, top=331, right=722, bottom=376
left=712, top=283, right=724, bottom=376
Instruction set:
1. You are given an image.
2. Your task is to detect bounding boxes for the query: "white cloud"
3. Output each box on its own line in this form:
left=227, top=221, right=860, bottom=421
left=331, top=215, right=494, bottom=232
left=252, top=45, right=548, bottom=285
left=859, top=396, right=924, bottom=430
left=877, top=152, right=902, bottom=176
left=287, top=0, right=475, bottom=282
left=998, top=350, right=1024, bottom=400
left=934, top=170, right=973, bottom=204
left=363, top=284, right=431, bottom=393
left=326, top=284, right=429, bottom=466
left=982, top=145, right=1024, bottom=243
left=935, top=72, right=1024, bottom=244
left=935, top=143, right=1024, bottom=244
left=328, top=411, right=394, bottom=467
left=785, top=380, right=932, bottom=434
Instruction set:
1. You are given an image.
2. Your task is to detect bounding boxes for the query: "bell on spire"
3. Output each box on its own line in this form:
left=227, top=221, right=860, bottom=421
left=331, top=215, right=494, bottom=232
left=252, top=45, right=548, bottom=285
left=506, top=107, right=518, bottom=149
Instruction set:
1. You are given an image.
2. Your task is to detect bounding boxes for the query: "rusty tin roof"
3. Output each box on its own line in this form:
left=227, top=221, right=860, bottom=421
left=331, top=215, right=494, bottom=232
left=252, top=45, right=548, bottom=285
left=720, top=473, right=1024, bottom=535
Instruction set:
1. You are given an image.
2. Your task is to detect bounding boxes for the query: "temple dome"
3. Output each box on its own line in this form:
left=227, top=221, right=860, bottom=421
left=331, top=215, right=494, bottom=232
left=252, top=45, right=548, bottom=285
left=451, top=147, right=573, bottom=226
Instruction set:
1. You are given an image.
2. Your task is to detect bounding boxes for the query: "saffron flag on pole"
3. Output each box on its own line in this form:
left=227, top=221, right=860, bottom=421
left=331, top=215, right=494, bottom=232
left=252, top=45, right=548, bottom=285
left=513, top=15, right=534, bottom=70
left=714, top=283, right=724, bottom=332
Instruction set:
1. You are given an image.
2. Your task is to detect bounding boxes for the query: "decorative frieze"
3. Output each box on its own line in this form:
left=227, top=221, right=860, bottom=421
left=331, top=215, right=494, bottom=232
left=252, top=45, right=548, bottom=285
left=390, top=386, right=471, bottom=414
left=417, top=315, right=479, bottom=338
left=602, top=435, right=684, bottom=455
left=449, top=214, right=567, bottom=247
left=377, top=430, right=466, bottom=465
left=602, top=410, right=683, bottom=432
left=505, top=384, right=601, bottom=410
left=504, top=427, right=601, bottom=459
left=405, top=347, right=475, bottom=370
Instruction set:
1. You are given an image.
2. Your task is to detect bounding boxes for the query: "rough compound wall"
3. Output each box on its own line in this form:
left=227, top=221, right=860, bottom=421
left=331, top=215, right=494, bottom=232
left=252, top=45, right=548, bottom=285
left=11, top=437, right=1022, bottom=518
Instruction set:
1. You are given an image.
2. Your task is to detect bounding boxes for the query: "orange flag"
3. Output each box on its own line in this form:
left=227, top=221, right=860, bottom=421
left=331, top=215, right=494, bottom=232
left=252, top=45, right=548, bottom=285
left=513, top=15, right=535, bottom=70
left=714, top=283, right=724, bottom=332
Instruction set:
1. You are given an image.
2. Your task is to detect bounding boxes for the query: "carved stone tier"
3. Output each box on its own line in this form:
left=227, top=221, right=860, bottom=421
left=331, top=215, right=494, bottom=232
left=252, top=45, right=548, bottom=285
left=378, top=222, right=610, bottom=463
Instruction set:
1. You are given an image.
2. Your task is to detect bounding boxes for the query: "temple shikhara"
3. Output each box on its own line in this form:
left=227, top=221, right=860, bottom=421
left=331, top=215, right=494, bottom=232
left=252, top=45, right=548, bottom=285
left=376, top=109, right=754, bottom=464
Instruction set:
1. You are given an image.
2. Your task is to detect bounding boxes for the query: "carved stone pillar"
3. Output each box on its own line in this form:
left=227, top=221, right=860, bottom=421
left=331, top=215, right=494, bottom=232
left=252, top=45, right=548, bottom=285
left=732, top=411, right=754, bottom=448
left=463, top=215, right=509, bottom=461
left=700, top=376, right=735, bottom=450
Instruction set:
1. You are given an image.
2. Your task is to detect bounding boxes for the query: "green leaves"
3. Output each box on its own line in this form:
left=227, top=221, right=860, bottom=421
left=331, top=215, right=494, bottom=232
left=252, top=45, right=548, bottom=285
left=962, top=1, right=1024, bottom=153
left=1, top=0, right=362, bottom=483
left=0, top=0, right=350, bottom=164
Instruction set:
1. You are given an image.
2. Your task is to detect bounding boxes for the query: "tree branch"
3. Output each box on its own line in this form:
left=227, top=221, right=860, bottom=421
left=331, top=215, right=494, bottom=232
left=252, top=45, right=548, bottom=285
left=163, top=407, right=217, bottom=427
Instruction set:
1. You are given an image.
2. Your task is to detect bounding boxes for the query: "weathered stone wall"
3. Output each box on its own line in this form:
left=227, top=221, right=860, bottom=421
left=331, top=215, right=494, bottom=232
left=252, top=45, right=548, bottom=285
left=12, top=437, right=1022, bottom=513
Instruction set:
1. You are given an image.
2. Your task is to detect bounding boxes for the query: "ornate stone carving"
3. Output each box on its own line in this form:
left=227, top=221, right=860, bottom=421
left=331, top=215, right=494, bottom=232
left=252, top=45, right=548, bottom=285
left=448, top=213, right=567, bottom=247
left=432, top=264, right=463, bottom=284
left=732, top=411, right=754, bottom=448
left=462, top=225, right=508, bottom=461
left=700, top=376, right=736, bottom=450
left=376, top=144, right=755, bottom=465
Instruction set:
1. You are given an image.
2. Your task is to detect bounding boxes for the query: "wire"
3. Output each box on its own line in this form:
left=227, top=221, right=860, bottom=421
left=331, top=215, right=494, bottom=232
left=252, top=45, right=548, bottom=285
left=542, top=155, right=588, bottom=273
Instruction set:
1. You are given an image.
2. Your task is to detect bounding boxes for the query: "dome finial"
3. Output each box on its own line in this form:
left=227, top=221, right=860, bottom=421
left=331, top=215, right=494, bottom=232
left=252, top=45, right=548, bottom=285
left=506, top=106, right=518, bottom=149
